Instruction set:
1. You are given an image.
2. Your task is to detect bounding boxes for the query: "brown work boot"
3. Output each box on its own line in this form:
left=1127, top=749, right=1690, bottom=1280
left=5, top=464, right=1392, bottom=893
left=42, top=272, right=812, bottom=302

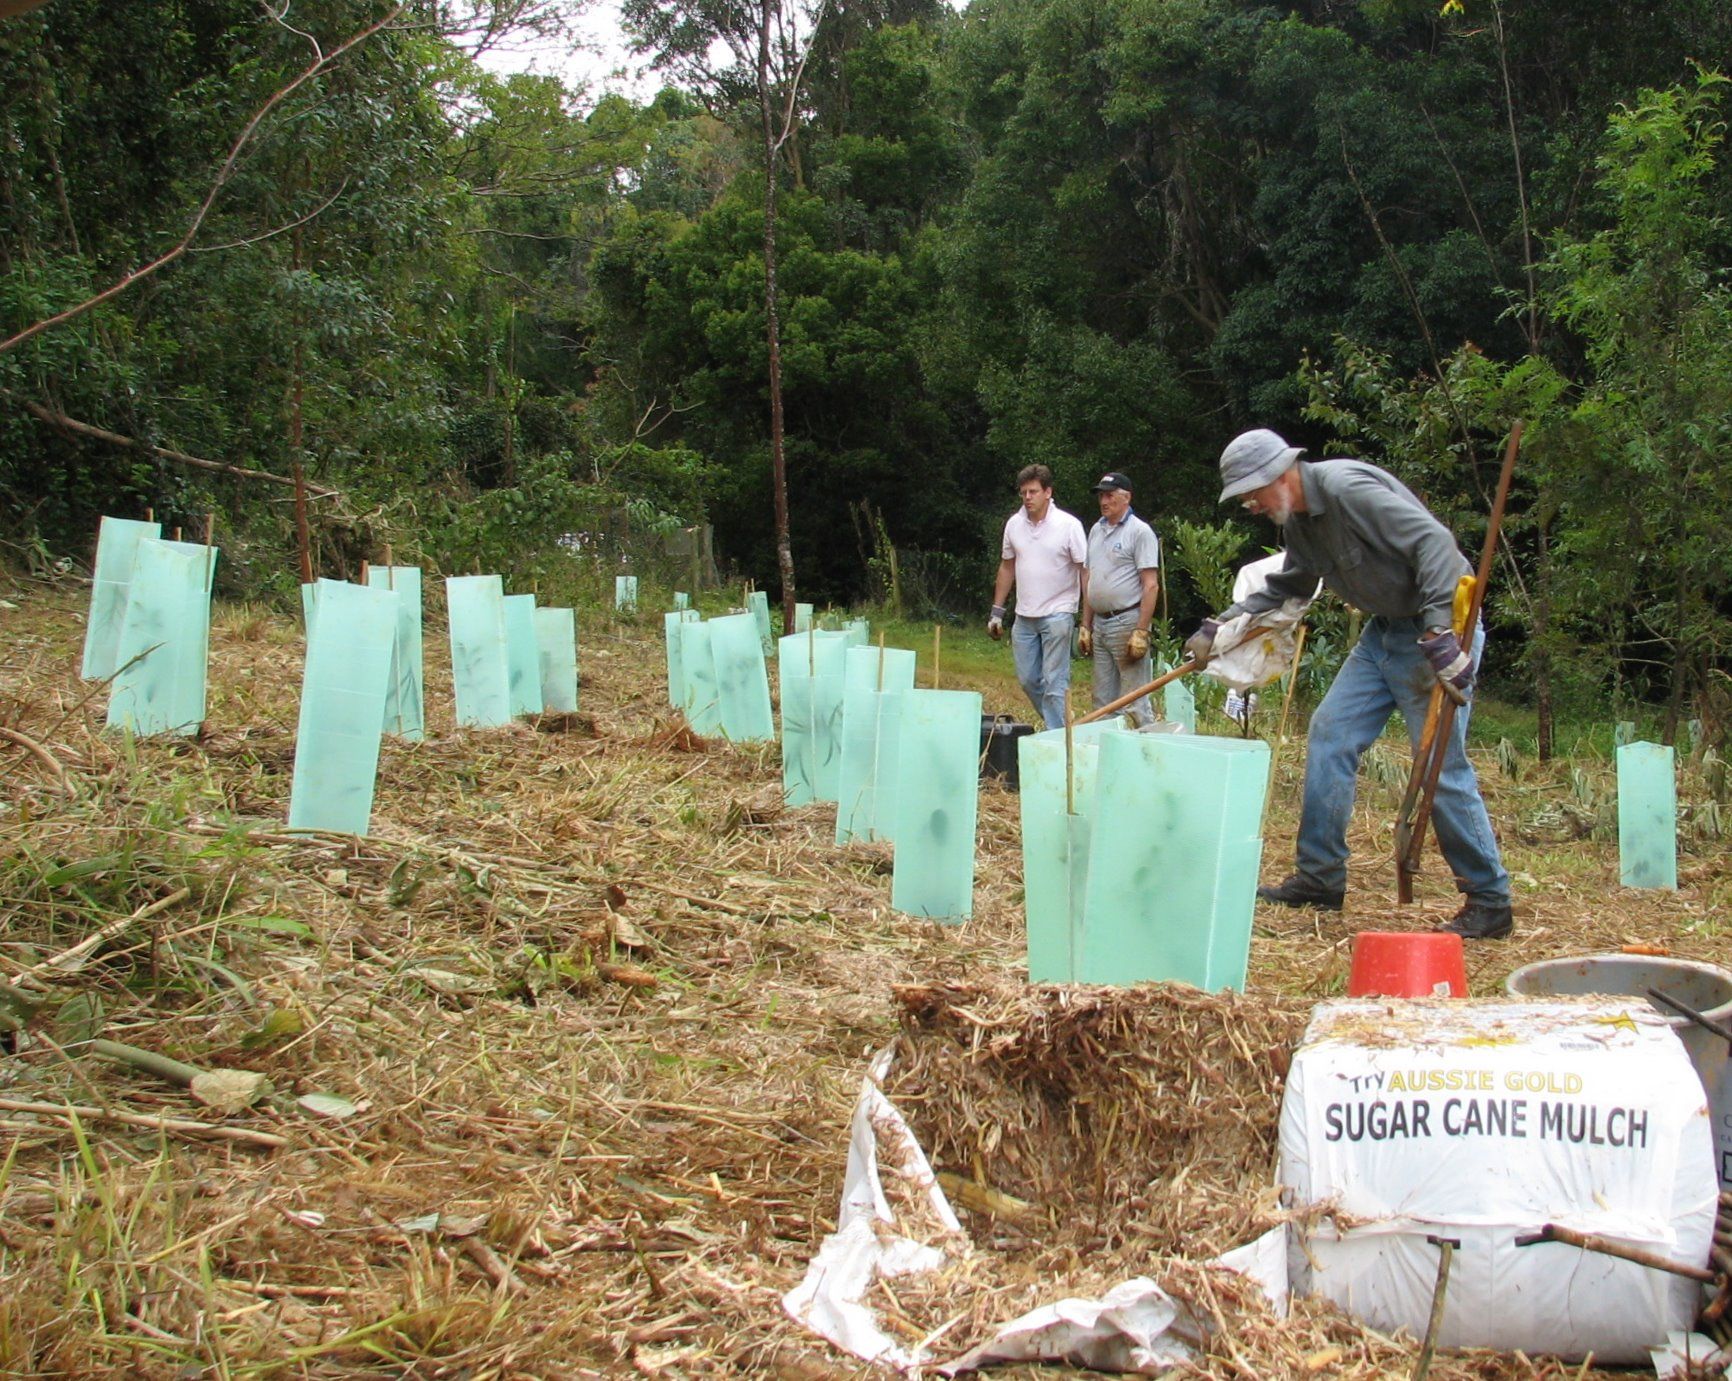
left=1437, top=898, right=1514, bottom=940
left=1256, top=873, right=1344, bottom=911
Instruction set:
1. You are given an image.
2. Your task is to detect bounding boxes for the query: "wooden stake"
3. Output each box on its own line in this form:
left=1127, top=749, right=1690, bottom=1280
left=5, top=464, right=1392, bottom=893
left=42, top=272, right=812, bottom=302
left=877, top=630, right=886, bottom=692
left=145, top=506, right=154, bottom=523
left=358, top=560, right=370, bottom=586
left=1262, top=623, right=1309, bottom=836
left=1275, top=623, right=1308, bottom=747
left=172, top=526, right=182, bottom=541
left=1064, top=690, right=1075, bottom=816
left=384, top=544, right=394, bottom=590
left=932, top=624, right=941, bottom=689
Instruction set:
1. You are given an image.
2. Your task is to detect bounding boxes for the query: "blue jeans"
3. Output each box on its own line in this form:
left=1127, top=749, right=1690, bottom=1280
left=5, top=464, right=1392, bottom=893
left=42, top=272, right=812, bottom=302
left=1090, top=608, right=1153, bottom=728
left=1296, top=616, right=1509, bottom=903
left=1012, top=612, right=1075, bottom=730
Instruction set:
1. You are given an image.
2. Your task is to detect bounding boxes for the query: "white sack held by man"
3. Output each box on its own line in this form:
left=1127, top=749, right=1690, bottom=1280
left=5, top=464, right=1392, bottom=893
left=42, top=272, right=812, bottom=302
left=1199, top=552, right=1317, bottom=693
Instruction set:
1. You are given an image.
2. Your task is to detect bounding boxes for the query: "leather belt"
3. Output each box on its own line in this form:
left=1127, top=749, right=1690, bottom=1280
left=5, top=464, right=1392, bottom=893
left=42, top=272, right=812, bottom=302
left=1096, top=604, right=1140, bottom=619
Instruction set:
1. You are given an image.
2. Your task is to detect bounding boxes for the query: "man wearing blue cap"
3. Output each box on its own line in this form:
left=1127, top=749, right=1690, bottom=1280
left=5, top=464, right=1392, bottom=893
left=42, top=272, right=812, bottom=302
left=1184, top=430, right=1513, bottom=940
left=1079, top=472, right=1161, bottom=726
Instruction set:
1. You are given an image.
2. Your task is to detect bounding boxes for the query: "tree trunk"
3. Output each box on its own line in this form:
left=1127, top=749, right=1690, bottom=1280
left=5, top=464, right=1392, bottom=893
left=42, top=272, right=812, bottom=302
left=759, top=0, right=797, bottom=631
left=1534, top=511, right=1553, bottom=762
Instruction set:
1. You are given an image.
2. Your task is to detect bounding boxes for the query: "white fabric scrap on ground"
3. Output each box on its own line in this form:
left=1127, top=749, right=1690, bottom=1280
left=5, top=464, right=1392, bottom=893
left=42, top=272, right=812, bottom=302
left=1650, top=1331, right=1730, bottom=1377
left=783, top=1047, right=1290, bottom=1375
left=1203, top=552, right=1319, bottom=693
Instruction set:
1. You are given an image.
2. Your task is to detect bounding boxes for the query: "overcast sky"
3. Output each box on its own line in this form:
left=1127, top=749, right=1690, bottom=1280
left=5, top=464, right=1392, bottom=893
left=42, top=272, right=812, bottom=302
left=470, top=3, right=662, bottom=101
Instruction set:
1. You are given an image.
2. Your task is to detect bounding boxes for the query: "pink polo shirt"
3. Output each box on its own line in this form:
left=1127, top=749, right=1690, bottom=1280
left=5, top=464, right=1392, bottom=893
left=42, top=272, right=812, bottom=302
left=1001, top=505, right=1086, bottom=617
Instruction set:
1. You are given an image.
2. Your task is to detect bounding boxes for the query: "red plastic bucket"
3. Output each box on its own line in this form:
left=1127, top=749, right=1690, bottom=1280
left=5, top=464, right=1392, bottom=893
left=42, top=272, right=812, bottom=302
left=1348, top=931, right=1467, bottom=998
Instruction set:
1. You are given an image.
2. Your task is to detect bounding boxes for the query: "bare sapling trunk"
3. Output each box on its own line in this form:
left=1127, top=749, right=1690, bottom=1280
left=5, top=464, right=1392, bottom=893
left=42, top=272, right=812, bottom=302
left=759, top=0, right=796, bottom=632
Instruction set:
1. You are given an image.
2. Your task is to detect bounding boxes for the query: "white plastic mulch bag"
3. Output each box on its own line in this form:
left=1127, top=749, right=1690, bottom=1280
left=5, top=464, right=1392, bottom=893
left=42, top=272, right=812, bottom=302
left=782, top=1048, right=1288, bottom=1375
left=1279, top=999, right=1717, bottom=1366
left=1202, top=553, right=1318, bottom=693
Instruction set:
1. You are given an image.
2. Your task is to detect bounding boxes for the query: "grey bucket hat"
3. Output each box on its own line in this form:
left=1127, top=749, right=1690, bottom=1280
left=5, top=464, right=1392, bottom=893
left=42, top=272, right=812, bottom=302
left=1218, top=429, right=1303, bottom=503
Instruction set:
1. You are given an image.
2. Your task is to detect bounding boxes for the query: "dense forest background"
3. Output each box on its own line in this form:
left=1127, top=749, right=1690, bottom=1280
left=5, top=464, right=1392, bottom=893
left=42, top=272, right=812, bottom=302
left=2, top=0, right=1729, bottom=741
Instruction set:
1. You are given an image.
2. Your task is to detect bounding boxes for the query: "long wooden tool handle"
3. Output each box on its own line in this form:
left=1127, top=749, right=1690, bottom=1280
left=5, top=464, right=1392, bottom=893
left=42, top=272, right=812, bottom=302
left=1076, top=619, right=1280, bottom=725
left=1076, top=659, right=1195, bottom=724
left=1399, top=421, right=1524, bottom=890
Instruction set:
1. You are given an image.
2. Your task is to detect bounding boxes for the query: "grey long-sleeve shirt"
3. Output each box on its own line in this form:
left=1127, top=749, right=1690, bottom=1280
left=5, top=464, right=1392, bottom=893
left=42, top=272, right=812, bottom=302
left=1221, top=460, right=1470, bottom=630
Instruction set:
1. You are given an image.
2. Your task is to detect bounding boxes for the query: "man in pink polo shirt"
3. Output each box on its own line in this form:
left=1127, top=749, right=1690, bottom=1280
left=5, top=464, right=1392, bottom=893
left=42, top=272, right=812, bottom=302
left=988, top=464, right=1088, bottom=730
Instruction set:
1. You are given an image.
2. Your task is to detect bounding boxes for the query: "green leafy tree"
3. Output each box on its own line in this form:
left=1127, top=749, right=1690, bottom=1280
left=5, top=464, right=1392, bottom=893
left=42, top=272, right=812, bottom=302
left=1545, top=68, right=1732, bottom=743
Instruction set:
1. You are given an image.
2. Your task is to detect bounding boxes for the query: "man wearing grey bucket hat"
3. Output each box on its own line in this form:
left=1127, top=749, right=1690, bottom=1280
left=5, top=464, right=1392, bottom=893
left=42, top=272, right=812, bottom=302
left=1184, top=429, right=1512, bottom=940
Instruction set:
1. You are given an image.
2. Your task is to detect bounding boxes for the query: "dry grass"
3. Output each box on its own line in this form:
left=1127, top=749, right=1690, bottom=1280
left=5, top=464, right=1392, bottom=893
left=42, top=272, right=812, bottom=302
left=0, top=575, right=1725, bottom=1378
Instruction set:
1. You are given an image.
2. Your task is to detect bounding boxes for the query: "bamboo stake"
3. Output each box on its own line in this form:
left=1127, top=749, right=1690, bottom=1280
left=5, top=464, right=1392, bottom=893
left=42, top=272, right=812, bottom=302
left=933, top=625, right=941, bottom=689
left=203, top=511, right=216, bottom=591
left=0, top=1095, right=288, bottom=1149
left=1275, top=623, right=1308, bottom=746
left=1262, top=623, right=1309, bottom=836
left=1064, top=690, right=1075, bottom=816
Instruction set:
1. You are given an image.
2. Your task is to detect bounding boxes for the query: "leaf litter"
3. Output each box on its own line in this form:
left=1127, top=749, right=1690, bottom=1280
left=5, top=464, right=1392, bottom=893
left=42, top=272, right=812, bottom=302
left=0, top=580, right=1724, bottom=1378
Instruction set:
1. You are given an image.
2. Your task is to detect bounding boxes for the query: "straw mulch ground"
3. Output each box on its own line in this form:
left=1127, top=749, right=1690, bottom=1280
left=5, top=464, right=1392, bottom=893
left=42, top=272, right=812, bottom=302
left=0, top=575, right=1727, bottom=1378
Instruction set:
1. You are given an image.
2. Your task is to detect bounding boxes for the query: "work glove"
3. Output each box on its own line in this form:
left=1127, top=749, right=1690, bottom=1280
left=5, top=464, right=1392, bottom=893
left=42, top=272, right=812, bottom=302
left=1126, top=627, right=1149, bottom=662
left=1420, top=628, right=1473, bottom=705
left=1077, top=625, right=1093, bottom=658
left=1183, top=618, right=1220, bottom=669
left=987, top=605, right=1005, bottom=640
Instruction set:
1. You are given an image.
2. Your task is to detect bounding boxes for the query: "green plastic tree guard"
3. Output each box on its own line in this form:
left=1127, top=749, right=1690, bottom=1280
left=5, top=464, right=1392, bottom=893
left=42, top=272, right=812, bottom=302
left=504, top=593, right=544, bottom=718
left=709, top=612, right=774, bottom=742
left=794, top=602, right=814, bottom=633
left=836, top=645, right=918, bottom=844
left=1018, top=720, right=1128, bottom=982
left=844, top=618, right=870, bottom=646
left=1618, top=741, right=1678, bottom=890
left=674, top=592, right=690, bottom=610
left=891, top=688, right=984, bottom=922
left=780, top=673, right=820, bottom=805
left=446, top=575, right=512, bottom=728
left=615, top=575, right=638, bottom=611
left=679, top=619, right=723, bottom=735
left=365, top=566, right=425, bottom=740
left=778, top=630, right=848, bottom=804
left=106, top=537, right=216, bottom=737
left=287, top=578, right=398, bottom=836
left=1615, top=720, right=1637, bottom=747
left=747, top=590, right=771, bottom=650
left=1079, top=732, right=1269, bottom=989
left=81, top=516, right=161, bottom=680
left=664, top=610, right=694, bottom=707
left=534, top=607, right=579, bottom=713
left=1164, top=675, right=1196, bottom=732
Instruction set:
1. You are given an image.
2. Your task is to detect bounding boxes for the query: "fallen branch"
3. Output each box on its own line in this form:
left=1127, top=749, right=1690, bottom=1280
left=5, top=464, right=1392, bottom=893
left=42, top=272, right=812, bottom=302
left=16, top=886, right=192, bottom=983
left=13, top=398, right=338, bottom=498
left=0, top=724, right=77, bottom=794
left=0, top=1095, right=288, bottom=1149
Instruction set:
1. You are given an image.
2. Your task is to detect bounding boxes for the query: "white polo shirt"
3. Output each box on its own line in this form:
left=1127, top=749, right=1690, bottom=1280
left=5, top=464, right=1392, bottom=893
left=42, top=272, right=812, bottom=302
left=1001, top=505, right=1086, bottom=618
